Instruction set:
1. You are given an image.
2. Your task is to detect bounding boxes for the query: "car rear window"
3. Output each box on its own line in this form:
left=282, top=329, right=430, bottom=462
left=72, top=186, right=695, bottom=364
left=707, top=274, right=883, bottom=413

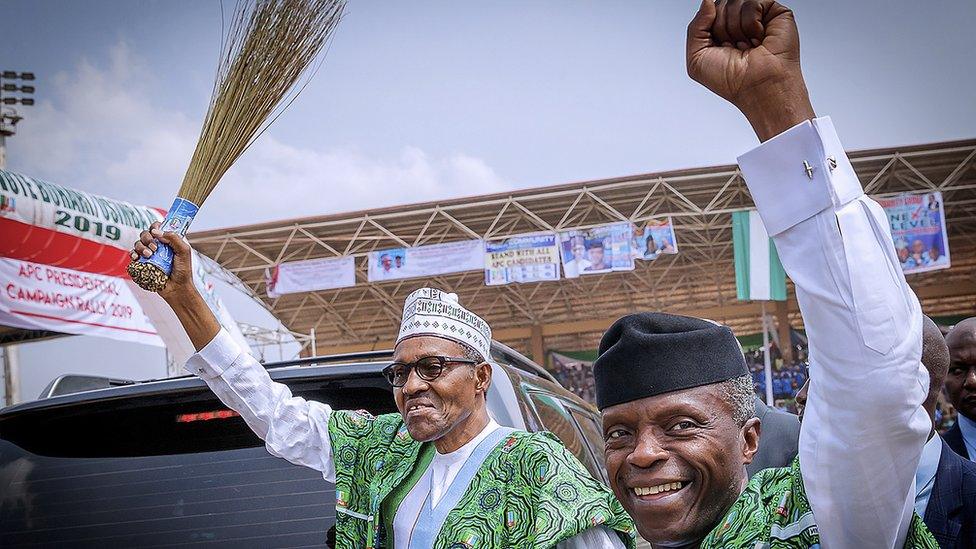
left=0, top=376, right=397, bottom=548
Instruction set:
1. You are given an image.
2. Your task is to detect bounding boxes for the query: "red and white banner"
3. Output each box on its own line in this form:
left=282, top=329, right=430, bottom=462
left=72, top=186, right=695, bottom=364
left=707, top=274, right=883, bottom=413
left=0, top=257, right=164, bottom=346
left=0, top=169, right=249, bottom=362
left=0, top=170, right=164, bottom=276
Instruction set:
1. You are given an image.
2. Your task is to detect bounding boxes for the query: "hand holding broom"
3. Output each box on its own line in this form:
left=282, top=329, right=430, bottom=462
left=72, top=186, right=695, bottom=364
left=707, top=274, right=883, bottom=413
left=128, top=0, right=345, bottom=292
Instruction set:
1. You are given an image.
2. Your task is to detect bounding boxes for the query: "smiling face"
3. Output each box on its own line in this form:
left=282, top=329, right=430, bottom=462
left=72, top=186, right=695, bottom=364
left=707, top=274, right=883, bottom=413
left=392, top=336, right=491, bottom=446
left=602, top=383, right=760, bottom=545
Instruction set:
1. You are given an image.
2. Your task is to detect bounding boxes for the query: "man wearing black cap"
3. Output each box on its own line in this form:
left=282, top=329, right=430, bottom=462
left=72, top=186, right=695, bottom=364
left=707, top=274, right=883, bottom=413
left=593, top=1, right=936, bottom=547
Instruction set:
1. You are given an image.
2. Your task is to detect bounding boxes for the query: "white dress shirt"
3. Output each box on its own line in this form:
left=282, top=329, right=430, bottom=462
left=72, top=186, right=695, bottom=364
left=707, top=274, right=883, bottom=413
left=914, top=434, right=943, bottom=517
left=738, top=117, right=930, bottom=549
left=185, top=331, right=623, bottom=548
left=957, top=413, right=976, bottom=460
left=394, top=420, right=501, bottom=549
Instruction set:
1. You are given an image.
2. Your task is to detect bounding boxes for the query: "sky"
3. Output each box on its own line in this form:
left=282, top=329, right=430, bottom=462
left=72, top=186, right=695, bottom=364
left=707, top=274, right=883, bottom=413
left=3, top=0, right=975, bottom=403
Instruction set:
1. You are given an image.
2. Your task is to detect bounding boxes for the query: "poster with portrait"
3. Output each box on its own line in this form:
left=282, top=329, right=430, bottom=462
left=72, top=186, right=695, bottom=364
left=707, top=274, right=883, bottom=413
left=558, top=222, right=634, bottom=278
left=484, top=233, right=561, bottom=286
left=367, top=239, right=484, bottom=282
left=878, top=191, right=950, bottom=275
left=632, top=217, right=679, bottom=261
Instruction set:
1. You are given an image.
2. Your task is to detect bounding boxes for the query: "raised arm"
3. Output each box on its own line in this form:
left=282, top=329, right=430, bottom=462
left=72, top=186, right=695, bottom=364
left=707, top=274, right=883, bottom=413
left=688, top=2, right=929, bottom=547
left=132, top=224, right=337, bottom=480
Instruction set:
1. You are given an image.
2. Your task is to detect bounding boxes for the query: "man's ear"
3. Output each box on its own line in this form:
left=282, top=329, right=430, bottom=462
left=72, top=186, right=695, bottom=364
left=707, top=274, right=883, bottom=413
left=741, top=417, right=762, bottom=465
left=475, top=362, right=492, bottom=396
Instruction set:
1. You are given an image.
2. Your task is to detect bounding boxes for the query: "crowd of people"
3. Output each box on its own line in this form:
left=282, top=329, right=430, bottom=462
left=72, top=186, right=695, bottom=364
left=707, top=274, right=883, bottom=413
left=744, top=345, right=808, bottom=402
left=551, top=353, right=598, bottom=404
left=551, top=343, right=810, bottom=410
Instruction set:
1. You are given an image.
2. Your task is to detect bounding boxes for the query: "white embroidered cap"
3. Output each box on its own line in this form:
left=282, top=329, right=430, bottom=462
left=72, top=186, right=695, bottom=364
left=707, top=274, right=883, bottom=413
left=395, top=288, right=492, bottom=362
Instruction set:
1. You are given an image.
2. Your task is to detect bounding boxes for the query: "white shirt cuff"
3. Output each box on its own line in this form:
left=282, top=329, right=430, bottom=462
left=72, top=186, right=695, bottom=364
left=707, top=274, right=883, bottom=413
left=737, top=116, right=863, bottom=236
left=184, top=329, right=243, bottom=379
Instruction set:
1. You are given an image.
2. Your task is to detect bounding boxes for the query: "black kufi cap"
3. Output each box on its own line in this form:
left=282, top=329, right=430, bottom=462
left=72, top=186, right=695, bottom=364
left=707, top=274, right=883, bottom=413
left=593, top=312, right=748, bottom=410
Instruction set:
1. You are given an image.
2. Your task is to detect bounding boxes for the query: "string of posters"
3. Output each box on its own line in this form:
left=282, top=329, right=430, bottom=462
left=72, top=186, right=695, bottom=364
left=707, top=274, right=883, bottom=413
left=264, top=219, right=679, bottom=295
left=263, top=192, right=951, bottom=297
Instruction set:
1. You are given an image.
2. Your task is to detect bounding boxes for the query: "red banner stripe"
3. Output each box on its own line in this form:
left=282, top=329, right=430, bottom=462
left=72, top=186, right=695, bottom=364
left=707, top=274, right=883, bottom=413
left=0, top=217, right=133, bottom=277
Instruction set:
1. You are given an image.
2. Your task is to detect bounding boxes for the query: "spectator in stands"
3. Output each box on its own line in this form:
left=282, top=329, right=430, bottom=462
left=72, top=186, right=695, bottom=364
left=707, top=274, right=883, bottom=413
left=915, top=316, right=976, bottom=548
left=945, top=317, right=976, bottom=460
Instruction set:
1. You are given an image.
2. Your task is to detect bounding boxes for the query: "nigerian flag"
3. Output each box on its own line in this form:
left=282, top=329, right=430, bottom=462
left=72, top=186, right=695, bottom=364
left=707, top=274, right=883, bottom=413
left=732, top=210, right=787, bottom=301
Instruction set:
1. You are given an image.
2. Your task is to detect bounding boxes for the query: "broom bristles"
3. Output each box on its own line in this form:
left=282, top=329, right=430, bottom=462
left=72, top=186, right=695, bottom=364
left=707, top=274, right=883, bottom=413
left=177, top=0, right=345, bottom=205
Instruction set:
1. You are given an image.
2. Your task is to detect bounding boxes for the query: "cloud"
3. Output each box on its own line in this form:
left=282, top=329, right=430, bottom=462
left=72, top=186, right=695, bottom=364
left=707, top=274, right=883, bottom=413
left=9, top=41, right=509, bottom=230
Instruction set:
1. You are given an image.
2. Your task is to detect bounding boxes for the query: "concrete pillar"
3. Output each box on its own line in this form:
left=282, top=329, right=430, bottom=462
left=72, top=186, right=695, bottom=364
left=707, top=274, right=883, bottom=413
left=2, top=344, right=21, bottom=407
left=530, top=324, right=547, bottom=368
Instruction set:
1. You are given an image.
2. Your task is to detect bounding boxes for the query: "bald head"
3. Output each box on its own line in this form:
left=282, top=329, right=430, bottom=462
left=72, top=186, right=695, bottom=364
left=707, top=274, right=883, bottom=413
left=946, top=317, right=976, bottom=352
left=945, top=317, right=976, bottom=421
left=921, top=316, right=950, bottom=424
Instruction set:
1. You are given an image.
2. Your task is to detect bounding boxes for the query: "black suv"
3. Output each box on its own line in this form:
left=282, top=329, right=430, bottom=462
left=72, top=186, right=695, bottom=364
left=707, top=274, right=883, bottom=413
left=0, top=342, right=618, bottom=548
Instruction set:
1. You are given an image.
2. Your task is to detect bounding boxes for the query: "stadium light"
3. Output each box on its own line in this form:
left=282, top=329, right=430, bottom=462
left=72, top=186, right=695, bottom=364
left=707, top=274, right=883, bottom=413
left=0, top=68, right=37, bottom=169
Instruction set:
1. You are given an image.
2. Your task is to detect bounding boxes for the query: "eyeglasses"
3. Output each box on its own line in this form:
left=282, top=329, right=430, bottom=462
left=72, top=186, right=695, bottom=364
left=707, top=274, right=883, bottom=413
left=382, top=356, right=481, bottom=387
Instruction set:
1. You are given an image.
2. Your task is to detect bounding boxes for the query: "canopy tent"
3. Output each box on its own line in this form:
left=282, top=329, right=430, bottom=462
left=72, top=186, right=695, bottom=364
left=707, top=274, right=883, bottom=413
left=188, top=138, right=976, bottom=360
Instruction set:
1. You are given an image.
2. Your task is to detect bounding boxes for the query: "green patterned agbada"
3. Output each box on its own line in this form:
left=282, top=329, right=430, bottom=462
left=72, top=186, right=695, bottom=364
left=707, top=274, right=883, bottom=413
left=327, top=409, right=636, bottom=549
left=702, top=458, right=938, bottom=548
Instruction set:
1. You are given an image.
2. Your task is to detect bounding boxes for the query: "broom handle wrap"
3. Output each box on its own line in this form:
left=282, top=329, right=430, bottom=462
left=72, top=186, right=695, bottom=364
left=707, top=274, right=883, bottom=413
left=138, top=197, right=200, bottom=276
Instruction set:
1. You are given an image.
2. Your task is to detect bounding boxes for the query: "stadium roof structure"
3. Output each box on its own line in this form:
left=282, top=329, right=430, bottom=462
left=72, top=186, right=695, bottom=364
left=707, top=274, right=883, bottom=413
left=191, top=138, right=976, bottom=361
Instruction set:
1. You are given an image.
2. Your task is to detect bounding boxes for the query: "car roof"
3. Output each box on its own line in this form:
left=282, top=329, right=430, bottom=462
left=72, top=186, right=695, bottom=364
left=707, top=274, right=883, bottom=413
left=1, top=342, right=564, bottom=417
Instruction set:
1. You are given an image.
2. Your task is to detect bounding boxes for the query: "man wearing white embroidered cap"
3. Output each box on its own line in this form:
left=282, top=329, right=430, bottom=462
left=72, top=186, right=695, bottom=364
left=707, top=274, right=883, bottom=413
left=130, top=226, right=636, bottom=549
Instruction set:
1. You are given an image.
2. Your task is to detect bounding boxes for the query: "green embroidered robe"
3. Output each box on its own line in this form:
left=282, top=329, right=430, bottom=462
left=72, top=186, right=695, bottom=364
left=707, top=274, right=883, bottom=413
left=328, top=410, right=636, bottom=549
left=702, top=458, right=938, bottom=548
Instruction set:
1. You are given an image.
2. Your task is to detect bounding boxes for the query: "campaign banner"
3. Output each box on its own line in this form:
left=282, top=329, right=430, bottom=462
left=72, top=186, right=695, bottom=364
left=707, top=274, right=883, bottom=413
left=484, top=234, right=561, bottom=286
left=265, top=256, right=356, bottom=297
left=368, top=239, right=485, bottom=282
left=879, top=191, right=951, bottom=275
left=558, top=222, right=635, bottom=278
left=0, top=169, right=164, bottom=276
left=0, top=257, right=163, bottom=347
left=633, top=217, right=679, bottom=261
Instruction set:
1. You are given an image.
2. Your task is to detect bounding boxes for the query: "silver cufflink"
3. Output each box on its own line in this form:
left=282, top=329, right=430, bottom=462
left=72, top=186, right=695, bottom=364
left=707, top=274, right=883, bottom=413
left=827, top=156, right=837, bottom=171
left=803, top=161, right=814, bottom=179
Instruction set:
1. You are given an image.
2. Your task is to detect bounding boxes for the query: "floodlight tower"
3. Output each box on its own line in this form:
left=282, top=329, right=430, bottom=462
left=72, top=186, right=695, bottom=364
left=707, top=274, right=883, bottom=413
left=0, top=70, right=36, bottom=170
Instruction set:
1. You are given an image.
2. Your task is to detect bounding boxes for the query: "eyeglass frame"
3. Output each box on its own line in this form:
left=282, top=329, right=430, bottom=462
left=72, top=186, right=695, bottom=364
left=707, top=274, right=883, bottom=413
left=382, top=355, right=482, bottom=387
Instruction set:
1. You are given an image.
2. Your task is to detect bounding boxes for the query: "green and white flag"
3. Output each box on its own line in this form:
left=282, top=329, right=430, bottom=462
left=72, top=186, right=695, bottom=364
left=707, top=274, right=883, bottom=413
left=732, top=210, right=786, bottom=301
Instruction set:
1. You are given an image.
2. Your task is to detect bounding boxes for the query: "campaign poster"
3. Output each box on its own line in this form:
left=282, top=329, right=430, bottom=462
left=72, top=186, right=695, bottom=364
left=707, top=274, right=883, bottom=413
left=265, top=256, right=356, bottom=297
left=878, top=191, right=950, bottom=275
left=633, top=217, right=679, bottom=261
left=484, top=233, right=561, bottom=286
left=368, top=239, right=484, bottom=282
left=558, top=222, right=634, bottom=278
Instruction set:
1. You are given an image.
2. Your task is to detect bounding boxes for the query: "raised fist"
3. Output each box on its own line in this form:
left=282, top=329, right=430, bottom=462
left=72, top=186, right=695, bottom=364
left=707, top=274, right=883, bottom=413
left=686, top=0, right=814, bottom=140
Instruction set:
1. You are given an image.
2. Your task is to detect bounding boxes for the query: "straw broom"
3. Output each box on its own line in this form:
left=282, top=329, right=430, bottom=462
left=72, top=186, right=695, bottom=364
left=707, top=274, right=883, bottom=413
left=128, top=0, right=345, bottom=292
